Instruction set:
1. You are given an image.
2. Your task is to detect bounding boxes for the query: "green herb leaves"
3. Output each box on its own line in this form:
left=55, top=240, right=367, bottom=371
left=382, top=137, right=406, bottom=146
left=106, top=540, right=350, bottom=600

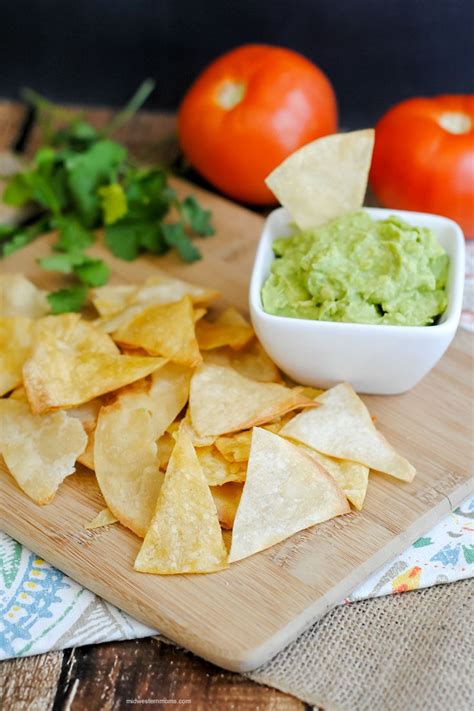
left=1, top=83, right=215, bottom=312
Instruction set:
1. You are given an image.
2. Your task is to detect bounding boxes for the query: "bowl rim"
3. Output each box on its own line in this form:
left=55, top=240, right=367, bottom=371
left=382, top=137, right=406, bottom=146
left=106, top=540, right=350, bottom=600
left=249, top=206, right=465, bottom=335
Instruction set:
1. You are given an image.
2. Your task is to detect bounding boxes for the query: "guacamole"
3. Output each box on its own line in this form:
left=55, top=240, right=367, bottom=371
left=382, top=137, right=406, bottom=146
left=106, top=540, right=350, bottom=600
left=261, top=211, right=449, bottom=326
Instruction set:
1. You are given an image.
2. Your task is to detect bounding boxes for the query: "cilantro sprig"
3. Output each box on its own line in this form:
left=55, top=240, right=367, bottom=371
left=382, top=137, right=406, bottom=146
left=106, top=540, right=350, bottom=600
left=1, top=81, right=215, bottom=313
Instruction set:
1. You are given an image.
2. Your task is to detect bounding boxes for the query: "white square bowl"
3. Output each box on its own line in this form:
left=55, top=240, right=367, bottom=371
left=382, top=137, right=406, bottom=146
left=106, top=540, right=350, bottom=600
left=249, top=207, right=465, bottom=395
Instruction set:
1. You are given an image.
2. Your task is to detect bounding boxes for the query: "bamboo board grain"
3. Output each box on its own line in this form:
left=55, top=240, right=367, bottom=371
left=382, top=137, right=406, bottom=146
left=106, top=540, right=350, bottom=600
left=0, top=177, right=473, bottom=672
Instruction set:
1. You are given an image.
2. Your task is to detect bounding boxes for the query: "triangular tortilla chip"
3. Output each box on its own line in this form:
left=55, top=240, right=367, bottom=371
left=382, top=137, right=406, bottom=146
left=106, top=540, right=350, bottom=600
left=85, top=508, right=119, bottom=529
left=296, top=444, right=369, bottom=510
left=229, top=428, right=349, bottom=562
left=196, top=307, right=254, bottom=351
left=91, top=284, right=136, bottom=318
left=36, top=314, right=119, bottom=354
left=95, top=272, right=219, bottom=332
left=189, top=363, right=316, bottom=437
left=113, top=296, right=201, bottom=367
left=134, top=426, right=228, bottom=574
left=211, top=483, right=243, bottom=529
left=0, top=317, right=34, bottom=396
left=23, top=330, right=167, bottom=413
left=203, top=341, right=281, bottom=383
left=0, top=273, right=49, bottom=318
left=281, top=383, right=416, bottom=482
left=265, top=129, right=375, bottom=229
left=94, top=396, right=165, bottom=537
left=0, top=399, right=87, bottom=504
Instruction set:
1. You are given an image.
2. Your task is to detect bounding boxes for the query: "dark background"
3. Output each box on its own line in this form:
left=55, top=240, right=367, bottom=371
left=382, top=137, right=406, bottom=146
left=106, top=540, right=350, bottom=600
left=1, top=0, right=473, bottom=127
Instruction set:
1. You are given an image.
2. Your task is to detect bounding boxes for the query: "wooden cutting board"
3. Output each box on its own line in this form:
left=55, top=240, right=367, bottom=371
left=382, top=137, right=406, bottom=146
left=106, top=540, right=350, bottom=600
left=0, top=177, right=472, bottom=672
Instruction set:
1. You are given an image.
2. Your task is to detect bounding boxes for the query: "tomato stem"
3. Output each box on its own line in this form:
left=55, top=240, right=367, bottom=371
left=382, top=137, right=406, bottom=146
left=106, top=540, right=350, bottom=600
left=215, top=81, right=246, bottom=110
left=438, top=111, right=472, bottom=135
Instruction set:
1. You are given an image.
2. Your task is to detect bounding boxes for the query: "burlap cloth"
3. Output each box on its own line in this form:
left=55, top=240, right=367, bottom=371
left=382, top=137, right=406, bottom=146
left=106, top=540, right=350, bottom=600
left=241, top=578, right=473, bottom=710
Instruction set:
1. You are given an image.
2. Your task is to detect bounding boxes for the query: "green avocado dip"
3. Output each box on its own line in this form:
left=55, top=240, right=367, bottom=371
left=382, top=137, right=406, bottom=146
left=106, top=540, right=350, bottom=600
left=261, top=211, right=449, bottom=326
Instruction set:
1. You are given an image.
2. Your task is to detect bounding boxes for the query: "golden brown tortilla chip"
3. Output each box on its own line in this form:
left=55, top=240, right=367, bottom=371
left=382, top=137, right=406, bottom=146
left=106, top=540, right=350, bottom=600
left=196, top=307, right=254, bottom=351
left=189, top=363, right=316, bottom=437
left=134, top=425, right=228, bottom=574
left=211, top=482, right=243, bottom=529
left=23, top=329, right=167, bottom=413
left=94, top=397, right=165, bottom=537
left=113, top=296, right=201, bottom=367
left=0, top=317, right=34, bottom=396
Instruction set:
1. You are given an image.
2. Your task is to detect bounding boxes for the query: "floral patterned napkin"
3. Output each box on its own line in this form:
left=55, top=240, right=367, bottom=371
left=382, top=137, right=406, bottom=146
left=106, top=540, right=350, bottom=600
left=1, top=496, right=472, bottom=661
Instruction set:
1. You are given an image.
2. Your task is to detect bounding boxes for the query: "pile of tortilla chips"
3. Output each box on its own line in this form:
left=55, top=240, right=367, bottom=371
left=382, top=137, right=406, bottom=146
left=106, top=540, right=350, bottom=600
left=0, top=267, right=415, bottom=575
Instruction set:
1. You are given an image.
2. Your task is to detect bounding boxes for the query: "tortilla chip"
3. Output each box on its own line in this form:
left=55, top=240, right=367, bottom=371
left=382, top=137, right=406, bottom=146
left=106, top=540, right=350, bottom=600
left=78, top=429, right=95, bottom=470
left=94, top=398, right=165, bottom=537
left=0, top=399, right=87, bottom=504
left=189, top=363, right=316, bottom=437
left=91, top=284, right=136, bottom=317
left=211, top=483, right=243, bottom=529
left=196, top=446, right=247, bottom=486
left=9, top=386, right=27, bottom=401
left=203, top=341, right=281, bottom=382
left=196, top=307, right=254, bottom=351
left=135, top=272, right=219, bottom=308
left=178, top=410, right=217, bottom=447
left=265, top=129, right=375, bottom=229
left=229, top=428, right=350, bottom=562
left=215, top=430, right=252, bottom=463
left=297, top=444, right=369, bottom=510
left=193, top=307, right=207, bottom=322
left=281, top=382, right=416, bottom=482
left=292, top=385, right=325, bottom=399
left=262, top=411, right=298, bottom=434
left=67, top=398, right=102, bottom=433
left=113, top=296, right=201, bottom=367
left=85, top=508, right=119, bottom=529
left=134, top=426, right=228, bottom=574
left=148, top=363, right=192, bottom=438
left=0, top=273, right=49, bottom=318
left=157, top=431, right=175, bottom=471
left=0, top=317, right=34, bottom=396
left=23, top=330, right=167, bottom=413
left=67, top=398, right=101, bottom=470
left=36, top=314, right=119, bottom=354
left=95, top=272, right=219, bottom=333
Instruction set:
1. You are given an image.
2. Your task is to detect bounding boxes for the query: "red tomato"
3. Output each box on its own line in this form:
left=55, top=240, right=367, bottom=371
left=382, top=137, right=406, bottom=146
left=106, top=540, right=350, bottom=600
left=370, top=95, right=474, bottom=237
left=178, top=44, right=337, bottom=204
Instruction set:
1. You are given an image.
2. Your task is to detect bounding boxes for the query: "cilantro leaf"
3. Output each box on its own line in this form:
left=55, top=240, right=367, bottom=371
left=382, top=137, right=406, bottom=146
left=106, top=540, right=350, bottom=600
left=53, top=120, right=99, bottom=151
left=38, top=251, right=85, bottom=273
left=98, top=183, right=128, bottom=225
left=0, top=225, right=15, bottom=240
left=66, top=140, right=127, bottom=226
left=104, top=220, right=141, bottom=261
left=124, top=168, right=173, bottom=222
left=53, top=216, right=95, bottom=252
left=47, top=286, right=88, bottom=314
left=162, top=223, right=201, bottom=263
left=179, top=195, right=215, bottom=236
left=3, top=173, right=32, bottom=206
left=74, top=258, right=110, bottom=287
